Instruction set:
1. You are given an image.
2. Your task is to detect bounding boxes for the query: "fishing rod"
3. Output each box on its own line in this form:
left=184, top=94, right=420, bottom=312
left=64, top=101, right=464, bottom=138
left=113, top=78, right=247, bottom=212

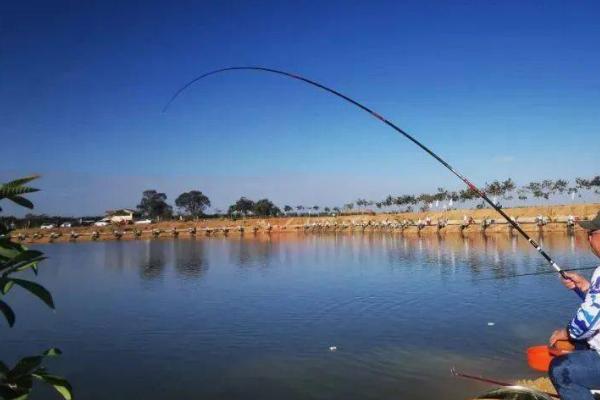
left=450, top=367, right=559, bottom=399
left=164, top=66, right=584, bottom=300
left=475, top=266, right=598, bottom=281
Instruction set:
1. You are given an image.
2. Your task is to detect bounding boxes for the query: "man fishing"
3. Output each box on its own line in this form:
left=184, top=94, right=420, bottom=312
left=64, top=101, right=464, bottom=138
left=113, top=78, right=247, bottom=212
left=549, top=211, right=600, bottom=400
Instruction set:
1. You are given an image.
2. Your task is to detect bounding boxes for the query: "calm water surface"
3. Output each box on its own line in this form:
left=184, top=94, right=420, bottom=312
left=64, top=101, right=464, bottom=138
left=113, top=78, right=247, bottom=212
left=3, top=233, right=598, bottom=399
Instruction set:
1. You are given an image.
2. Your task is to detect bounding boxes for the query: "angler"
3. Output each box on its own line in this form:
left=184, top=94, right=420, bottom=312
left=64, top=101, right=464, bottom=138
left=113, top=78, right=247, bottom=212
left=548, top=211, right=600, bottom=399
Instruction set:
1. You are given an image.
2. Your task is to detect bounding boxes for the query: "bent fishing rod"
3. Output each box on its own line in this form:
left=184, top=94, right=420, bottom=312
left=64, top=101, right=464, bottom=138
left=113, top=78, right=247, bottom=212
left=164, top=66, right=584, bottom=299
left=450, top=367, right=559, bottom=399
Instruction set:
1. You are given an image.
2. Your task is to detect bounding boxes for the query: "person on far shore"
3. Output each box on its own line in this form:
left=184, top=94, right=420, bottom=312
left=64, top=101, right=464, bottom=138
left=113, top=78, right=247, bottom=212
left=549, top=211, right=600, bottom=400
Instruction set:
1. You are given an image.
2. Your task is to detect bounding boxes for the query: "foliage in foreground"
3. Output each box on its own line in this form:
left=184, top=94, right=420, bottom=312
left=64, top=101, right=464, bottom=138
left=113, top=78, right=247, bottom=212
left=0, top=176, right=72, bottom=400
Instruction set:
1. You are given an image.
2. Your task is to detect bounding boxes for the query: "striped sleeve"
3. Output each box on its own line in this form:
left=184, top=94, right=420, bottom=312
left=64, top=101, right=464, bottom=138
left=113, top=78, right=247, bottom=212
left=568, top=267, right=600, bottom=340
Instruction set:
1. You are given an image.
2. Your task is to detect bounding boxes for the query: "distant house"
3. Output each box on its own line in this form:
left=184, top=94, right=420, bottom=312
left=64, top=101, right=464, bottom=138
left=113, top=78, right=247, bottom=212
left=104, top=209, right=140, bottom=224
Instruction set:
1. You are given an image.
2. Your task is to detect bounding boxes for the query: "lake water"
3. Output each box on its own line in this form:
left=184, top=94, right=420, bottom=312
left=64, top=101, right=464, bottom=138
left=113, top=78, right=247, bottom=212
left=3, top=233, right=598, bottom=399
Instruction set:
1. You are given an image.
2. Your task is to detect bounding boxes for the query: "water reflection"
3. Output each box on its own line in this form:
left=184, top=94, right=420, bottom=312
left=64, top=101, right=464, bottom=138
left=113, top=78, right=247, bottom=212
left=230, top=236, right=276, bottom=268
left=173, top=239, right=209, bottom=278
left=140, top=240, right=166, bottom=280
left=15, top=232, right=600, bottom=400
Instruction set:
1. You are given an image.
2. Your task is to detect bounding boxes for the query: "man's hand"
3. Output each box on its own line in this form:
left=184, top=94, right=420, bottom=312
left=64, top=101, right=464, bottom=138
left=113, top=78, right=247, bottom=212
left=561, top=271, right=590, bottom=293
left=549, top=328, right=569, bottom=347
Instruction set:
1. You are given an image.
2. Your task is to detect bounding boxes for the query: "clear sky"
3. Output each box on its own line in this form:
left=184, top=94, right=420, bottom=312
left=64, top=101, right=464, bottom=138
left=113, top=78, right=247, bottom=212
left=2, top=1, right=599, bottom=216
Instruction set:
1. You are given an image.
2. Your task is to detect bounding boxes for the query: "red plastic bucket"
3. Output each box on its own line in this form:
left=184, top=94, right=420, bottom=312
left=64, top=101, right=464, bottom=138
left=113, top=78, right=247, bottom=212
left=527, top=341, right=574, bottom=372
left=527, top=345, right=553, bottom=372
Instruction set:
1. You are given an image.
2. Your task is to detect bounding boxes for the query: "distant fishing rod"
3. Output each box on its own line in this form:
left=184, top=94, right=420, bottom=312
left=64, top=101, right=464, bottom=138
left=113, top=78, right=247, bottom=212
left=164, top=66, right=584, bottom=299
left=450, top=367, right=559, bottom=399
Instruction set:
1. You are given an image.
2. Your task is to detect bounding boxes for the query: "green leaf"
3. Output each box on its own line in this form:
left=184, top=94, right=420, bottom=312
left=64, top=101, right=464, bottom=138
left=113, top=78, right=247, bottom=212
left=0, top=186, right=38, bottom=198
left=32, top=373, right=72, bottom=400
left=0, top=300, right=15, bottom=327
left=14, top=260, right=43, bottom=275
left=0, top=239, right=26, bottom=262
left=42, top=348, right=62, bottom=357
left=9, top=279, right=54, bottom=309
left=8, top=356, right=43, bottom=380
left=4, top=176, right=39, bottom=187
left=1, top=250, right=46, bottom=276
left=0, top=279, right=14, bottom=294
left=7, top=197, right=33, bottom=210
left=3, top=250, right=44, bottom=268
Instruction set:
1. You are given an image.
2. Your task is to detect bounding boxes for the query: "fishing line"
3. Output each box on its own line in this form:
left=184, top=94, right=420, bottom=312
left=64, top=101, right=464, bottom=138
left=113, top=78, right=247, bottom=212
left=164, top=66, right=585, bottom=299
left=475, top=266, right=598, bottom=281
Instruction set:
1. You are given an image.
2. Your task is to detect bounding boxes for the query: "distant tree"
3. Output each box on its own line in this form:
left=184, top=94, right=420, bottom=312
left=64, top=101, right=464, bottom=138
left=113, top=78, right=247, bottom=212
left=417, top=193, right=435, bottom=211
left=384, top=195, right=394, bottom=211
left=433, top=187, right=448, bottom=202
left=296, top=205, right=304, bottom=214
left=485, top=180, right=515, bottom=204
left=344, top=203, right=354, bottom=211
left=137, top=190, right=173, bottom=220
left=312, top=205, right=319, bottom=214
left=253, top=199, right=281, bottom=216
left=576, top=176, right=600, bottom=196
left=324, top=207, right=331, bottom=214
left=517, top=188, right=528, bottom=202
left=395, top=195, right=417, bottom=210
left=501, top=178, right=516, bottom=200
left=284, top=205, right=293, bottom=214
left=525, top=181, right=551, bottom=201
left=333, top=207, right=341, bottom=214
left=175, top=190, right=211, bottom=218
left=228, top=197, right=255, bottom=216
left=459, top=188, right=479, bottom=203
left=551, top=179, right=567, bottom=194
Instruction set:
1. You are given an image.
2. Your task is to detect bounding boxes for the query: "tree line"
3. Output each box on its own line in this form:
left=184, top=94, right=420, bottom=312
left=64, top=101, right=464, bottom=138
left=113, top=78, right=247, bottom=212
left=135, top=175, right=599, bottom=220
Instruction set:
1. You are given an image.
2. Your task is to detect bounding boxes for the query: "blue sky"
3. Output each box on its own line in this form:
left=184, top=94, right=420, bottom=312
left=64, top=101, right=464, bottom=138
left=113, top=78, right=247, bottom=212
left=1, top=1, right=599, bottom=215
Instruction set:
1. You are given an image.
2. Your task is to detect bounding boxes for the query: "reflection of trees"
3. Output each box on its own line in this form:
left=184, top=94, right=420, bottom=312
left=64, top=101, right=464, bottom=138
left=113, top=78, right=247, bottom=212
left=232, top=236, right=275, bottom=267
left=173, top=240, right=209, bottom=278
left=139, top=240, right=166, bottom=280
left=371, top=231, right=587, bottom=281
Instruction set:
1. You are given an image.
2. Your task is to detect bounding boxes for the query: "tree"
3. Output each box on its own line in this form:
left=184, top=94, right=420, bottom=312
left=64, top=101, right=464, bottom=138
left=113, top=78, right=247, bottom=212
left=137, top=190, right=173, bottom=220
left=576, top=176, right=600, bottom=197
left=312, top=205, right=319, bottom=214
left=525, top=181, right=551, bottom=201
left=552, top=179, right=568, bottom=195
left=324, top=207, right=331, bottom=214
left=252, top=199, right=281, bottom=217
left=284, top=205, right=293, bottom=214
left=0, top=176, right=72, bottom=399
left=228, top=197, right=255, bottom=216
left=175, top=190, right=211, bottom=218
left=459, top=188, right=479, bottom=203
left=517, top=188, right=528, bottom=202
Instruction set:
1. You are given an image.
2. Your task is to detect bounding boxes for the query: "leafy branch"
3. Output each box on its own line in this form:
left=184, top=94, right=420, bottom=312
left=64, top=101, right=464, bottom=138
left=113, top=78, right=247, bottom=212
left=0, top=176, right=72, bottom=399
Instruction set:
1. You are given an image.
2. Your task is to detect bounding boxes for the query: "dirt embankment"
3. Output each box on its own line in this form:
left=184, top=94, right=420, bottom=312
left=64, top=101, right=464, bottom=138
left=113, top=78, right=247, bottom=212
left=11, top=203, right=600, bottom=244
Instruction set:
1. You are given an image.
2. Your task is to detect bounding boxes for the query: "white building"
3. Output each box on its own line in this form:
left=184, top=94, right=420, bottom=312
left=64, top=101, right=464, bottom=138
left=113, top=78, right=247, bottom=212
left=104, top=209, right=139, bottom=224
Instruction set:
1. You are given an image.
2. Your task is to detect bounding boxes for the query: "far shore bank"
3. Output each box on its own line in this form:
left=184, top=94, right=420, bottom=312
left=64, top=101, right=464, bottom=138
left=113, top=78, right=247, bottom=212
left=10, top=203, right=600, bottom=244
